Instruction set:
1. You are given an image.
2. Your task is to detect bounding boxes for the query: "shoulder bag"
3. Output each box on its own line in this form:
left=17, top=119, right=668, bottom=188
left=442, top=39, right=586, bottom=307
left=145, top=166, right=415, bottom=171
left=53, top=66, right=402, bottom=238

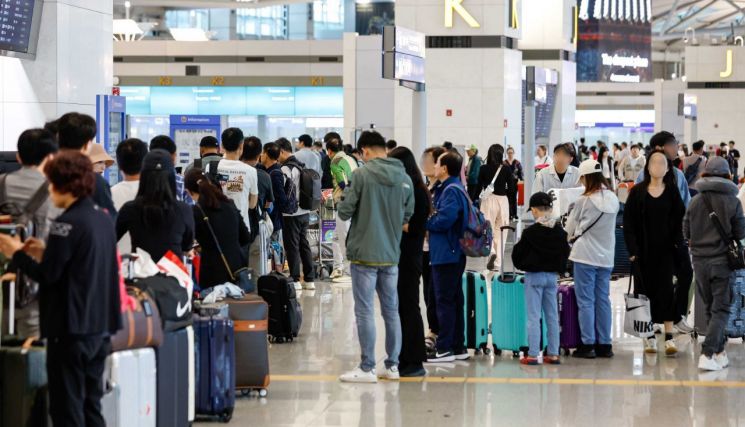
left=702, top=193, right=745, bottom=270
left=479, top=166, right=503, bottom=200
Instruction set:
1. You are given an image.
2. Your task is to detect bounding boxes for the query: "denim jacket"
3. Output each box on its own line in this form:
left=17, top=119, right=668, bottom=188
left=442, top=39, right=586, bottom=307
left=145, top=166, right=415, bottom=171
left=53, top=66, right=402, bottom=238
left=426, top=176, right=466, bottom=266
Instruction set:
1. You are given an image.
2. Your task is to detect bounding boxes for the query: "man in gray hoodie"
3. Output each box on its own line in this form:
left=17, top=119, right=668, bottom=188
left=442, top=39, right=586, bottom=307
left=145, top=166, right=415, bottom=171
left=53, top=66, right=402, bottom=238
left=337, top=131, right=414, bottom=383
left=684, top=157, right=745, bottom=371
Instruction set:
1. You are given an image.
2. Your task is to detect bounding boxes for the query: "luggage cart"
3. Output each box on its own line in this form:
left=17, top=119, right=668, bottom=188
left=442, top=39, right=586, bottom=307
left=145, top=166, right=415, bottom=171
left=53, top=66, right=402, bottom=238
left=307, top=190, right=337, bottom=279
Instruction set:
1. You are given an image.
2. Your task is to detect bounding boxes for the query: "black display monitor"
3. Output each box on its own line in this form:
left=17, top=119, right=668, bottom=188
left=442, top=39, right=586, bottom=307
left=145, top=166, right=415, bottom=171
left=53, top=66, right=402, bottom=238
left=0, top=0, right=43, bottom=60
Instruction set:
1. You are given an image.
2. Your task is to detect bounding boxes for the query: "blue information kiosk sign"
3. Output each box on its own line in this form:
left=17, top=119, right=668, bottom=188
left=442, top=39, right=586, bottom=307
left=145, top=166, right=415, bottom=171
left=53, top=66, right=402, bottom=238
left=169, top=115, right=222, bottom=172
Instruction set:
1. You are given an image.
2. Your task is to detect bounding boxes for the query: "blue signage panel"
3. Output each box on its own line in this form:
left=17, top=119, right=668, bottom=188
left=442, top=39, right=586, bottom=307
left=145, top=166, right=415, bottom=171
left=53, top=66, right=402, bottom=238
left=295, top=87, right=344, bottom=116
left=195, top=87, right=248, bottom=115
left=170, top=115, right=221, bottom=126
left=120, top=86, right=151, bottom=115
left=246, top=87, right=295, bottom=115
left=151, top=87, right=198, bottom=115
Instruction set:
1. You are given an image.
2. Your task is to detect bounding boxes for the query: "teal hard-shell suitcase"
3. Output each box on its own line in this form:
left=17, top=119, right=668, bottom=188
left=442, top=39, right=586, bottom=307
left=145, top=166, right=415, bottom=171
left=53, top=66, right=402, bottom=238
left=462, top=271, right=490, bottom=355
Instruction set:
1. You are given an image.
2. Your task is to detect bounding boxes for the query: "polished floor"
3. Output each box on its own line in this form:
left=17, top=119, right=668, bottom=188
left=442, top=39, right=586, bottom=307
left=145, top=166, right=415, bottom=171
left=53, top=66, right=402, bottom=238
left=196, top=268, right=745, bottom=427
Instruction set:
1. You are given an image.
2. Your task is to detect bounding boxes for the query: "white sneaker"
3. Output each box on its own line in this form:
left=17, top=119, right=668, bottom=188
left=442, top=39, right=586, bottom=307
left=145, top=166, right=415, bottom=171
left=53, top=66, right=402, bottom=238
left=329, top=269, right=343, bottom=279
left=339, top=367, right=378, bottom=383
left=653, top=324, right=662, bottom=335
left=698, top=354, right=723, bottom=371
left=378, top=366, right=400, bottom=381
left=715, top=351, right=730, bottom=369
left=302, top=281, right=316, bottom=290
left=664, top=339, right=678, bottom=357
left=293, top=281, right=303, bottom=291
left=674, top=317, right=695, bottom=334
left=644, top=337, right=658, bottom=354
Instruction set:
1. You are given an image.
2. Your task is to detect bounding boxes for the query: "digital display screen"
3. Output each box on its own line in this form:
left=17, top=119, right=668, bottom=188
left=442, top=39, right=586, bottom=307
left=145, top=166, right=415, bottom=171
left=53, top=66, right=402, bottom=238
left=383, top=52, right=425, bottom=84
left=0, top=0, right=42, bottom=59
left=576, top=0, right=652, bottom=83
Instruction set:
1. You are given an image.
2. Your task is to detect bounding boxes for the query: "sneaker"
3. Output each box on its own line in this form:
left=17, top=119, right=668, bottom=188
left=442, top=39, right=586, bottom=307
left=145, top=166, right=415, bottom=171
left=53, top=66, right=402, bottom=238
left=544, top=355, right=561, bottom=365
left=664, top=339, right=678, bottom=357
left=400, top=364, right=426, bottom=377
left=378, top=366, right=400, bottom=381
left=293, top=281, right=303, bottom=291
left=715, top=351, right=730, bottom=369
left=674, top=317, right=695, bottom=334
left=329, top=269, right=343, bottom=279
left=644, top=337, right=658, bottom=354
left=698, top=354, right=723, bottom=372
left=453, top=349, right=470, bottom=361
left=595, top=344, right=614, bottom=358
left=302, top=281, right=316, bottom=291
left=653, top=324, right=662, bottom=335
left=572, top=344, right=596, bottom=359
left=520, top=356, right=540, bottom=365
left=486, top=254, right=498, bottom=271
left=339, top=367, right=378, bottom=383
left=427, top=350, right=455, bottom=363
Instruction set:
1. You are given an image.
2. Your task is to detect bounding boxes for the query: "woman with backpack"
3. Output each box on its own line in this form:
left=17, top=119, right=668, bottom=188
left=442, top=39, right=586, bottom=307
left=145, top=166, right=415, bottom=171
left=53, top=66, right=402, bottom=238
left=185, top=168, right=251, bottom=290
left=684, top=157, right=745, bottom=371
left=565, top=159, right=620, bottom=359
left=624, top=150, right=686, bottom=356
left=478, top=144, right=516, bottom=271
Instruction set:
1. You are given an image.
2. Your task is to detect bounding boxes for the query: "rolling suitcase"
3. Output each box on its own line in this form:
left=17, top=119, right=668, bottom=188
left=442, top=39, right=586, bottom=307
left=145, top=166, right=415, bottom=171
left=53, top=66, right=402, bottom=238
left=0, top=338, right=49, bottom=427
left=257, top=272, right=302, bottom=343
left=102, top=348, right=157, bottom=427
left=226, top=295, right=270, bottom=396
left=491, top=226, right=545, bottom=356
left=557, top=283, right=581, bottom=354
left=194, top=314, right=235, bottom=422
left=725, top=270, right=745, bottom=339
left=462, top=271, right=489, bottom=355
left=613, top=225, right=631, bottom=276
left=155, top=327, right=193, bottom=427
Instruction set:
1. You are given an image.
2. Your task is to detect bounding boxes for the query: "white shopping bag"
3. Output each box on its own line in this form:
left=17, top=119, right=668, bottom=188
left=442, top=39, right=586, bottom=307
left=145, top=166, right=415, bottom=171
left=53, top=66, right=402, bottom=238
left=623, top=274, right=655, bottom=338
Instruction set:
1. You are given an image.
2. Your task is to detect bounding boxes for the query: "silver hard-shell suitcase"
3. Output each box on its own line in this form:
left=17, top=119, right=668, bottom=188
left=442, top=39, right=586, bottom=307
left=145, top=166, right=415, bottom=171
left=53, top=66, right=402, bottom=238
left=101, top=348, right=157, bottom=427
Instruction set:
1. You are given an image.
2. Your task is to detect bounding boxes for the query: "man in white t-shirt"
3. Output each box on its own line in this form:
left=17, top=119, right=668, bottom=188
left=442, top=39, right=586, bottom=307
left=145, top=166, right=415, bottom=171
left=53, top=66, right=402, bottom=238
left=111, top=138, right=149, bottom=254
left=216, top=128, right=259, bottom=231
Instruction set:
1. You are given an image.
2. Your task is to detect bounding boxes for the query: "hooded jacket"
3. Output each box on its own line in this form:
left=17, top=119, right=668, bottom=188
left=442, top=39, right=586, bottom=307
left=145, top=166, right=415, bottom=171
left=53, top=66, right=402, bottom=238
left=426, top=176, right=468, bottom=265
left=684, top=177, right=745, bottom=259
left=565, top=189, right=620, bottom=268
left=337, top=157, right=414, bottom=265
left=512, top=216, right=570, bottom=273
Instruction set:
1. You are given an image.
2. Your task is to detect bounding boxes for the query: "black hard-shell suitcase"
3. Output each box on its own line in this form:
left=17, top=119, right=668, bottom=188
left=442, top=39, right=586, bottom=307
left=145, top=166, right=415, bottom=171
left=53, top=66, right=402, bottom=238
left=155, top=327, right=193, bottom=427
left=226, top=295, right=270, bottom=397
left=0, top=338, right=49, bottom=427
left=257, top=272, right=302, bottom=343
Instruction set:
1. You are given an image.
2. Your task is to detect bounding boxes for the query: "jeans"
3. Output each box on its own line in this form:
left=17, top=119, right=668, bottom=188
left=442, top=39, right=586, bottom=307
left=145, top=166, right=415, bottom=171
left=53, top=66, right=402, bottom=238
left=431, top=257, right=467, bottom=352
left=350, top=263, right=401, bottom=371
left=334, top=213, right=350, bottom=274
left=693, top=258, right=732, bottom=357
left=524, top=272, right=560, bottom=357
left=282, top=214, right=315, bottom=282
left=574, top=262, right=613, bottom=346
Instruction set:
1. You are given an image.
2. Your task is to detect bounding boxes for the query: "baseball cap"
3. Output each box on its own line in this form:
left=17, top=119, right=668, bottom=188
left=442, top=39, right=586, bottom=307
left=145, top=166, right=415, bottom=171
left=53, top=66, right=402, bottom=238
left=142, top=149, right=174, bottom=172
left=578, top=159, right=602, bottom=177
left=704, top=156, right=730, bottom=176
left=468, top=144, right=478, bottom=152
left=527, top=192, right=553, bottom=212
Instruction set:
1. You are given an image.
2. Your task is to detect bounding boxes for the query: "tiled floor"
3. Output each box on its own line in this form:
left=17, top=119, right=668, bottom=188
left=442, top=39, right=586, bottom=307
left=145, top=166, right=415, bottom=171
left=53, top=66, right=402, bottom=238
left=196, top=269, right=745, bottom=427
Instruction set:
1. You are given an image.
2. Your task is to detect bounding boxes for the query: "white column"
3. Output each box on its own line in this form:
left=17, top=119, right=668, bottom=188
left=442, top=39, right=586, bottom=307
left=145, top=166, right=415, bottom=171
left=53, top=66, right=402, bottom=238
left=0, top=0, right=114, bottom=150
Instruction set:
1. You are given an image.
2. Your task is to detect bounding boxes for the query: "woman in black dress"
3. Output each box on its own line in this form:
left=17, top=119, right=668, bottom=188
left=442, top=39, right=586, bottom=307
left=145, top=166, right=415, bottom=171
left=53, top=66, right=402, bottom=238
left=623, top=149, right=685, bottom=357
left=389, top=147, right=431, bottom=377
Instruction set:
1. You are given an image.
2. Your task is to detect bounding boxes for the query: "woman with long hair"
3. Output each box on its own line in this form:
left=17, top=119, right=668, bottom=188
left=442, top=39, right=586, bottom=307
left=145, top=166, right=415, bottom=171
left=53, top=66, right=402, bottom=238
left=388, top=146, right=431, bottom=377
left=478, top=144, right=516, bottom=271
left=503, top=146, right=523, bottom=219
left=116, top=149, right=195, bottom=260
left=624, top=150, right=685, bottom=356
left=598, top=146, right=616, bottom=190
left=565, top=159, right=620, bottom=359
left=420, top=146, right=445, bottom=350
left=185, top=168, right=251, bottom=289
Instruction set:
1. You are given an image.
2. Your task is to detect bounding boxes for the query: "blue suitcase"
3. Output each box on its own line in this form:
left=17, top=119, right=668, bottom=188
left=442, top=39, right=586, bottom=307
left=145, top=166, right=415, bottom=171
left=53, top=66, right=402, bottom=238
left=725, top=270, right=745, bottom=339
left=462, top=271, right=489, bottom=354
left=193, top=314, right=235, bottom=422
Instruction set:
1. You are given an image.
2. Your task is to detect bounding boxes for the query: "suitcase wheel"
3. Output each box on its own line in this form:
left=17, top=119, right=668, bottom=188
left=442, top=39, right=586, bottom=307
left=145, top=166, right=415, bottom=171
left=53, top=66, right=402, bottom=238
left=258, top=388, right=268, bottom=398
left=492, top=345, right=502, bottom=356
left=512, top=351, right=520, bottom=358
left=241, top=389, right=251, bottom=397
left=219, top=408, right=233, bottom=423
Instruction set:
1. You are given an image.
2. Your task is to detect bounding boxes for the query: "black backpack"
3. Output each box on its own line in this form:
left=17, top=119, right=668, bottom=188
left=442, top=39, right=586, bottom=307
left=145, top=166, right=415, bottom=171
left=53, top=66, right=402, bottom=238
left=131, top=273, right=192, bottom=332
left=284, top=159, right=321, bottom=211
left=684, top=157, right=703, bottom=184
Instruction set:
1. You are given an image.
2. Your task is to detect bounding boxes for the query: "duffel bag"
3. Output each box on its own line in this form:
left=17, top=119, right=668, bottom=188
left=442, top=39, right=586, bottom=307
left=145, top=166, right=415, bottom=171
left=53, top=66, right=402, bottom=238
left=111, top=286, right=164, bottom=352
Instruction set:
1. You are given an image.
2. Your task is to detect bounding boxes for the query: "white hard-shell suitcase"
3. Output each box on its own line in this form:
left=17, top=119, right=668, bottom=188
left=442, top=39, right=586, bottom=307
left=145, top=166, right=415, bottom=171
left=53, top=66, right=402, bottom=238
left=101, top=348, right=157, bottom=427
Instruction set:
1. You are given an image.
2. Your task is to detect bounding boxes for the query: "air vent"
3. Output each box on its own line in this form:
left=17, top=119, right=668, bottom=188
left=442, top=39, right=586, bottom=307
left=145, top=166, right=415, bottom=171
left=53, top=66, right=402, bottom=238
left=113, top=57, right=124, bottom=63
left=426, top=36, right=515, bottom=49
left=245, top=57, right=266, bottom=62
left=185, top=65, right=200, bottom=76
left=174, top=57, right=194, bottom=63
left=318, top=56, right=339, bottom=62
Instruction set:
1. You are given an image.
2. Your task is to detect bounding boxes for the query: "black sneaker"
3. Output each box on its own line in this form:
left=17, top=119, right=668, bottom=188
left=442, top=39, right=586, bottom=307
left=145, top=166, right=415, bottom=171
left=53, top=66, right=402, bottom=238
left=400, top=363, right=427, bottom=377
left=595, top=344, right=614, bottom=358
left=453, top=349, right=471, bottom=361
left=427, top=350, right=455, bottom=363
left=486, top=254, right=498, bottom=271
left=572, top=344, right=596, bottom=359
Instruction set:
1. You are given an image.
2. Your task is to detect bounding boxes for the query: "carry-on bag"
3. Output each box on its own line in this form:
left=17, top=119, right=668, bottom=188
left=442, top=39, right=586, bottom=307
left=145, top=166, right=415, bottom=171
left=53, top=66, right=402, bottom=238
left=257, top=272, right=302, bottom=343
left=132, top=273, right=192, bottom=332
left=111, top=286, right=164, bottom=352
left=194, top=314, right=235, bottom=422
left=725, top=269, right=745, bottom=339
left=491, top=226, right=544, bottom=356
left=226, top=295, right=270, bottom=396
left=0, top=337, right=49, bottom=427
left=462, top=270, right=489, bottom=355
left=155, top=327, right=193, bottom=427
left=557, top=283, right=581, bottom=354
left=623, top=274, right=655, bottom=338
left=101, top=348, right=157, bottom=427
left=613, top=224, right=631, bottom=276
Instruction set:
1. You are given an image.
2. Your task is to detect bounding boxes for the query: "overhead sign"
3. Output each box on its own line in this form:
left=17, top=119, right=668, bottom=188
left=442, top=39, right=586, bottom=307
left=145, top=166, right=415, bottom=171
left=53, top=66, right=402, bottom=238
left=383, top=26, right=425, bottom=58
left=383, top=52, right=425, bottom=84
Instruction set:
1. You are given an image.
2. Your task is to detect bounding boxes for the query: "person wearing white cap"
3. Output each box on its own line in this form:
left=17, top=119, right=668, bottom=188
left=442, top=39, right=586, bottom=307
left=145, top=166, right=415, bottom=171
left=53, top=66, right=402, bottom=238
left=565, top=159, right=620, bottom=359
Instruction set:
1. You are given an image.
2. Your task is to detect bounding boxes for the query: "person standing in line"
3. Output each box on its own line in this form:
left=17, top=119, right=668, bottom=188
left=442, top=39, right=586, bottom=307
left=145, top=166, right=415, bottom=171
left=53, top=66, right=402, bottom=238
left=504, top=146, right=524, bottom=219
left=532, top=144, right=581, bottom=195
left=565, top=159, right=620, bottom=359
left=386, top=139, right=398, bottom=154
left=184, top=135, right=222, bottom=176
left=88, top=144, right=114, bottom=176
left=426, top=151, right=470, bottom=363
left=682, top=140, right=707, bottom=195
left=729, top=140, right=740, bottom=184
left=478, top=144, right=516, bottom=272
left=420, top=146, right=445, bottom=351
left=337, top=131, right=414, bottom=383
left=149, top=135, right=193, bottom=205
left=624, top=150, right=686, bottom=356
left=617, top=143, right=646, bottom=183
left=111, top=138, right=148, bottom=254
left=684, top=157, right=745, bottom=371
left=295, top=134, right=322, bottom=177
left=0, top=151, right=121, bottom=427
left=216, top=128, right=259, bottom=231
left=277, top=138, right=317, bottom=291
left=465, top=144, right=483, bottom=202
left=598, top=146, right=616, bottom=191
left=241, top=136, right=275, bottom=275
left=326, top=137, right=358, bottom=280
left=260, top=142, right=285, bottom=249
left=313, top=140, right=333, bottom=190
left=535, top=145, right=552, bottom=168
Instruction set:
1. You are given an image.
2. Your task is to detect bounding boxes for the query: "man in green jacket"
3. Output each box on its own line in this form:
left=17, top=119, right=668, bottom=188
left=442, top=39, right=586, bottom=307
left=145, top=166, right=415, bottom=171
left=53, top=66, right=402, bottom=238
left=326, top=137, right=357, bottom=279
left=337, top=131, right=414, bottom=384
left=466, top=144, right=483, bottom=201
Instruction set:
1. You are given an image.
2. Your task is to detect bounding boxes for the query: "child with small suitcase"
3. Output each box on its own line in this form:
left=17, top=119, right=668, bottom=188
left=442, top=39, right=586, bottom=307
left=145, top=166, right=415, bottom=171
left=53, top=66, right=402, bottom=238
left=512, top=192, right=571, bottom=365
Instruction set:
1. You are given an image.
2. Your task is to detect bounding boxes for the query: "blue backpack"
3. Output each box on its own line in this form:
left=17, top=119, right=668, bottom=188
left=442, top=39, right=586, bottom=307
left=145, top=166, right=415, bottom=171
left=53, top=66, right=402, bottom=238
left=445, top=185, right=493, bottom=258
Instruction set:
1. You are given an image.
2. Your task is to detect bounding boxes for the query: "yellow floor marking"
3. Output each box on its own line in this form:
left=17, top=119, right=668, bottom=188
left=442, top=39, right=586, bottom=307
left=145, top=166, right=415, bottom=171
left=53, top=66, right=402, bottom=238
left=426, top=377, right=467, bottom=383
left=466, top=377, right=509, bottom=384
left=398, top=377, right=425, bottom=383
left=552, top=378, right=595, bottom=385
left=272, top=374, right=338, bottom=382
left=591, top=379, right=639, bottom=386
left=637, top=380, right=682, bottom=387
left=508, top=378, right=552, bottom=384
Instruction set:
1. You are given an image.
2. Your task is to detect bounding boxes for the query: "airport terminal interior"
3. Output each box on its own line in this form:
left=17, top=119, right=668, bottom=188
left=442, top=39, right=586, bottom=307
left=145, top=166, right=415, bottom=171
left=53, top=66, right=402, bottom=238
left=4, top=0, right=745, bottom=426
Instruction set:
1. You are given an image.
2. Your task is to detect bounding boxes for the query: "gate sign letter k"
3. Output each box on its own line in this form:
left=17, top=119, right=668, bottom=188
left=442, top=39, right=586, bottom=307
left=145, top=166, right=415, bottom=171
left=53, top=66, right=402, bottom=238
left=445, top=0, right=481, bottom=28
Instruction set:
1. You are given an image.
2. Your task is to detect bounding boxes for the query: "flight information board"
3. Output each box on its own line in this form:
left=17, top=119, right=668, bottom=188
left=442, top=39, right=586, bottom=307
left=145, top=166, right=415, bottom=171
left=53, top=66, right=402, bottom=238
left=0, top=0, right=41, bottom=59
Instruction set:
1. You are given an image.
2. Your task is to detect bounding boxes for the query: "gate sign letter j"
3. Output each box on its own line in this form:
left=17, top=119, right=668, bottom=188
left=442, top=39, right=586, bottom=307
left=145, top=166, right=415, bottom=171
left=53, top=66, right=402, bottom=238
left=445, top=0, right=480, bottom=28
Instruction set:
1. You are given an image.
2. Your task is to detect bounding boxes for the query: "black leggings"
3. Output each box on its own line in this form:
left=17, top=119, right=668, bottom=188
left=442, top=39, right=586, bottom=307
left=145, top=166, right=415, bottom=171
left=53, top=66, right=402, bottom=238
left=422, top=251, right=439, bottom=334
left=398, top=252, right=427, bottom=366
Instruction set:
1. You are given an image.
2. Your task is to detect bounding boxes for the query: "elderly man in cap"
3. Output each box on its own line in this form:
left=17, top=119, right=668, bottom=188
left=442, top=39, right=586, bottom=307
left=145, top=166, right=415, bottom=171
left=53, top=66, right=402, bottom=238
left=465, top=144, right=483, bottom=201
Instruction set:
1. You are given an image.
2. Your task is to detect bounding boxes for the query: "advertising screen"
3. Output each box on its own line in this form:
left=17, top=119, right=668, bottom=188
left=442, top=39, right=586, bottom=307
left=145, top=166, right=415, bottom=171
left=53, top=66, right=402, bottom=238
left=0, top=0, right=43, bottom=59
left=577, top=0, right=652, bottom=83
